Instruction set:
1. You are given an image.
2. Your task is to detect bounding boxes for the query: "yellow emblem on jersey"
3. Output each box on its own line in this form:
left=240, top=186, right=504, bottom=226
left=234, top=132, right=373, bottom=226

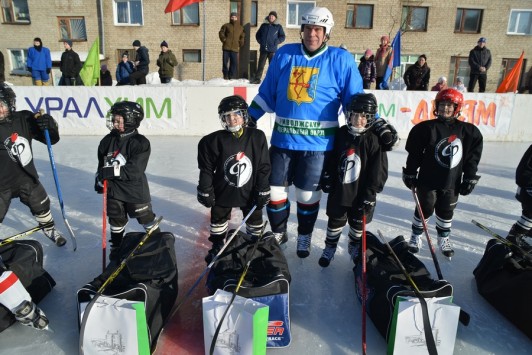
left=287, top=66, right=319, bottom=105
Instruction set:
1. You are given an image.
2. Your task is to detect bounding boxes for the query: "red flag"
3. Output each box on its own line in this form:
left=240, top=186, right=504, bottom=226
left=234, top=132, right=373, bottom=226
left=496, top=51, right=525, bottom=93
left=165, top=0, right=202, bottom=13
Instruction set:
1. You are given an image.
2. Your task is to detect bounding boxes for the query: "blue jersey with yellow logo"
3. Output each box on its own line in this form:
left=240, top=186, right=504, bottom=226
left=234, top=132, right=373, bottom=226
left=249, top=43, right=363, bottom=151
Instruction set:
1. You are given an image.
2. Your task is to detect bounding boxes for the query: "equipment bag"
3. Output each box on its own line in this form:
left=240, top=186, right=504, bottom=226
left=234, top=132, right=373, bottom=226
left=354, top=232, right=454, bottom=342
left=77, top=231, right=178, bottom=351
left=473, top=239, right=532, bottom=339
left=207, top=231, right=292, bottom=348
left=0, top=240, right=56, bottom=332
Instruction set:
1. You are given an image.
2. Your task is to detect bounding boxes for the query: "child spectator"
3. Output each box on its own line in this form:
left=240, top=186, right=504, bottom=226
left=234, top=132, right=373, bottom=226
left=116, top=52, right=134, bottom=86
left=431, top=76, right=448, bottom=91
left=99, top=64, right=113, bottom=86
left=453, top=76, right=467, bottom=93
left=358, top=49, right=376, bottom=89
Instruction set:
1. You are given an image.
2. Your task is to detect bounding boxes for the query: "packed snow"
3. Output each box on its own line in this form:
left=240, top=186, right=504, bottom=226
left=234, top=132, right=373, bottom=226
left=0, top=135, right=530, bottom=354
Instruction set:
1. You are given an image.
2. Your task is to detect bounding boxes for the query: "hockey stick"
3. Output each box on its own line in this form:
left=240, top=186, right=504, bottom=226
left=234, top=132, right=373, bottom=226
left=472, top=219, right=532, bottom=262
left=36, top=111, right=77, bottom=251
left=165, top=205, right=258, bottom=320
left=97, top=216, right=163, bottom=294
left=102, top=180, right=108, bottom=272
left=361, top=214, right=367, bottom=355
left=209, top=221, right=268, bottom=355
left=0, top=221, right=54, bottom=248
left=376, top=230, right=438, bottom=355
left=411, top=188, right=443, bottom=280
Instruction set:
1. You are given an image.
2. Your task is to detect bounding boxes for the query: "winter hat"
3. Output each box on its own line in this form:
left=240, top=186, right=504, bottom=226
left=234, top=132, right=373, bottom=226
left=101, top=64, right=108, bottom=72
left=132, top=40, right=141, bottom=47
left=230, top=12, right=238, bottom=17
left=456, top=76, right=464, bottom=83
left=33, top=37, right=42, bottom=44
left=364, top=48, right=373, bottom=56
left=122, top=51, right=129, bottom=58
left=160, top=41, right=168, bottom=48
left=478, top=37, right=487, bottom=43
left=64, top=39, right=73, bottom=47
left=268, top=11, right=278, bottom=18
left=380, top=35, right=389, bottom=43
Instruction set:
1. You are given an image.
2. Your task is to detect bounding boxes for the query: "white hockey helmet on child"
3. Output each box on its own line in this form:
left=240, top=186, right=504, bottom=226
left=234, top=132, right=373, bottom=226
left=218, top=95, right=249, bottom=133
left=106, top=101, right=144, bottom=132
left=301, top=7, right=334, bottom=37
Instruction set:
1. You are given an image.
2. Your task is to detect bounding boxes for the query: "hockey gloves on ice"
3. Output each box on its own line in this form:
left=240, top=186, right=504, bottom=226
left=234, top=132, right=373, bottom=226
left=197, top=187, right=215, bottom=208
left=374, top=119, right=399, bottom=151
left=35, top=113, right=53, bottom=132
left=255, top=189, right=271, bottom=208
left=402, top=167, right=418, bottom=190
left=460, top=175, right=480, bottom=196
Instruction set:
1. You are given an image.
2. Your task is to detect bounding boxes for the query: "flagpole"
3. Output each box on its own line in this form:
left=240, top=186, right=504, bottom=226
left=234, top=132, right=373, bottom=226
left=202, top=1, right=206, bottom=81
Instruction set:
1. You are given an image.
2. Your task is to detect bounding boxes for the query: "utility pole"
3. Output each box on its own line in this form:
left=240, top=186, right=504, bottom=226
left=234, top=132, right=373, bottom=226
left=239, top=0, right=251, bottom=79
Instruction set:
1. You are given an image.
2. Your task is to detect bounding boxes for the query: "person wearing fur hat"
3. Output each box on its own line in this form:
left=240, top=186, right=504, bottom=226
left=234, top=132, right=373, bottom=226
left=375, top=35, right=392, bottom=90
left=403, top=54, right=431, bottom=91
left=59, top=40, right=82, bottom=86
left=156, top=40, right=178, bottom=84
left=26, top=37, right=52, bottom=86
left=468, top=37, right=491, bottom=93
left=129, top=39, right=150, bottom=85
left=358, top=49, right=376, bottom=89
left=431, top=76, right=448, bottom=92
left=251, top=10, right=285, bottom=84
left=219, top=12, right=245, bottom=80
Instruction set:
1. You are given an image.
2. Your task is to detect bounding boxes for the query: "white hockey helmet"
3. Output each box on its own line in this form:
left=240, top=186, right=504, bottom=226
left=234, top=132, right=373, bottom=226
left=301, top=7, right=335, bottom=36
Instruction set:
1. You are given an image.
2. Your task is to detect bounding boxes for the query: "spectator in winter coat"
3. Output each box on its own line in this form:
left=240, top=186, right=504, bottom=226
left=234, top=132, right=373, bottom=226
left=404, top=55, right=430, bottom=91
left=116, top=52, right=134, bottom=86
left=98, top=65, right=113, bottom=86
left=156, top=41, right=178, bottom=84
left=219, top=12, right=245, bottom=80
left=129, top=40, right=150, bottom=85
left=431, top=76, right=448, bottom=92
left=26, top=37, right=52, bottom=86
left=358, top=49, right=376, bottom=89
left=251, top=10, right=286, bottom=84
left=59, top=40, right=82, bottom=86
left=375, top=35, right=392, bottom=90
left=468, top=37, right=492, bottom=93
left=453, top=76, right=467, bottom=93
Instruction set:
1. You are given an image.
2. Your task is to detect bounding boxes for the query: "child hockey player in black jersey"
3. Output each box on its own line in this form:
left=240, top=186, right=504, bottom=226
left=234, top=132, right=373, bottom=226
left=0, top=83, right=66, bottom=246
left=319, top=93, right=388, bottom=267
left=95, top=101, right=160, bottom=263
left=507, top=144, right=532, bottom=250
left=402, top=88, right=483, bottom=258
left=197, top=95, right=270, bottom=263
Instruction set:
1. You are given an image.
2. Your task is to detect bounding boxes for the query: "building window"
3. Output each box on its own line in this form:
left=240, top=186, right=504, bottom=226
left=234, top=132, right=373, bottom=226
left=401, top=6, right=428, bottom=32
left=346, top=4, right=373, bottom=29
left=251, top=1, right=257, bottom=27
left=499, top=57, right=528, bottom=88
left=114, top=0, right=143, bottom=25
left=172, top=3, right=199, bottom=25
left=1, top=0, right=30, bottom=23
left=455, top=8, right=482, bottom=33
left=450, top=56, right=470, bottom=87
left=287, top=1, right=315, bottom=28
left=183, top=49, right=201, bottom=63
left=58, top=17, right=87, bottom=41
left=508, top=9, right=532, bottom=35
left=8, top=49, right=30, bottom=75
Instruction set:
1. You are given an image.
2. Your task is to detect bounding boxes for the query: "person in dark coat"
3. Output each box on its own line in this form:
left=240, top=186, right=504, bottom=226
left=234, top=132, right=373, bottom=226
left=59, top=40, right=82, bottom=86
left=403, top=54, right=430, bottom=91
left=99, top=64, right=113, bottom=86
left=468, top=37, right=492, bottom=93
left=116, top=52, right=134, bottom=86
left=358, top=49, right=376, bottom=89
left=129, top=40, right=150, bottom=85
left=251, top=10, right=285, bottom=84
left=95, top=101, right=160, bottom=263
left=156, top=41, right=178, bottom=84
left=219, top=12, right=245, bottom=80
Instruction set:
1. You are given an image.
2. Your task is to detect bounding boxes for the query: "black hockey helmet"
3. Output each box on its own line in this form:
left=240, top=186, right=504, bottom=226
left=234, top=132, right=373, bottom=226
left=0, top=83, right=16, bottom=122
left=345, top=93, right=378, bottom=136
left=218, top=95, right=249, bottom=132
left=106, top=101, right=144, bottom=132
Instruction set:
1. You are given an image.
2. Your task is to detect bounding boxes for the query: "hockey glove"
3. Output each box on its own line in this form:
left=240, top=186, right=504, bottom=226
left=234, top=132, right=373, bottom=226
left=101, top=165, right=121, bottom=180
left=255, top=189, right=271, bottom=209
left=402, top=167, right=418, bottom=190
left=374, top=119, right=399, bottom=151
left=27, top=67, right=32, bottom=73
left=108, top=153, right=127, bottom=166
left=35, top=113, right=53, bottom=132
left=320, top=171, right=335, bottom=194
left=460, top=175, right=480, bottom=196
left=46, top=68, right=51, bottom=74
left=197, top=187, right=215, bottom=208
left=94, top=172, right=104, bottom=194
left=357, top=191, right=376, bottom=222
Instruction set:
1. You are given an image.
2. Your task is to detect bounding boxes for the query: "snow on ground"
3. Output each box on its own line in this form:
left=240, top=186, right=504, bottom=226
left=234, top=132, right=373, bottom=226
left=0, top=136, right=530, bottom=354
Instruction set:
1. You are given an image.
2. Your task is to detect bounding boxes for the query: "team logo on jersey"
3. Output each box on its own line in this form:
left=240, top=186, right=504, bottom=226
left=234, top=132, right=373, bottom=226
left=287, top=66, right=319, bottom=105
left=4, top=132, right=32, bottom=166
left=224, top=151, right=252, bottom=188
left=435, top=135, right=462, bottom=169
left=340, top=148, right=361, bottom=184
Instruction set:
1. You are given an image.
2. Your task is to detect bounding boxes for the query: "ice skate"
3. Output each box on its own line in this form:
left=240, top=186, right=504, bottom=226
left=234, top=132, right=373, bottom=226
left=318, top=245, right=336, bottom=267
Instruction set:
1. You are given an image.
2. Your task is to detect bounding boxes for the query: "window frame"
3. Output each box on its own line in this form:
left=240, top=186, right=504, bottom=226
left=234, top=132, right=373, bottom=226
left=8, top=48, right=30, bottom=75
left=450, top=56, right=470, bottom=88
left=499, top=57, right=528, bottom=88
left=287, top=1, right=316, bottom=29
left=183, top=49, right=201, bottom=63
left=57, top=16, right=87, bottom=41
left=401, top=6, right=429, bottom=32
left=454, top=8, right=483, bottom=34
left=345, top=4, right=374, bottom=29
left=507, top=9, right=532, bottom=35
left=1, top=0, right=30, bottom=24
left=113, top=0, right=144, bottom=26
left=171, top=2, right=199, bottom=26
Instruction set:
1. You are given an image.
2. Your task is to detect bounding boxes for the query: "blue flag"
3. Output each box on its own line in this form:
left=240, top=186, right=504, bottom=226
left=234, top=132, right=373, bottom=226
left=379, top=30, right=401, bottom=90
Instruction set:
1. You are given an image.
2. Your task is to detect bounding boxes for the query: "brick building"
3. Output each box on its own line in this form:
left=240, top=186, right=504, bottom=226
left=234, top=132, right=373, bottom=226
left=1, top=0, right=531, bottom=91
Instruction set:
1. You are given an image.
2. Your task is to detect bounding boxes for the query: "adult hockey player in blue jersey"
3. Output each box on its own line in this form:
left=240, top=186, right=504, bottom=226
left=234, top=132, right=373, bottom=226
left=248, top=7, right=397, bottom=258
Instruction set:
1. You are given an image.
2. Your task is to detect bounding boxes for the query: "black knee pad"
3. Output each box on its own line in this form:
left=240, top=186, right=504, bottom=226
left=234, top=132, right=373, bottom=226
left=328, top=215, right=348, bottom=230
left=107, top=199, right=126, bottom=219
left=126, top=202, right=155, bottom=224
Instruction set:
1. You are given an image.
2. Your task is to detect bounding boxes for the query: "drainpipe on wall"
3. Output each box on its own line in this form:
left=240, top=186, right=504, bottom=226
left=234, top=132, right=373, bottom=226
left=97, top=0, right=105, bottom=57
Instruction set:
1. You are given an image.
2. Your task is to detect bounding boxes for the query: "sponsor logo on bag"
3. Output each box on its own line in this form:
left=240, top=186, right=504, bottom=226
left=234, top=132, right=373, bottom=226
left=404, top=331, right=442, bottom=348
left=267, top=320, right=285, bottom=338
